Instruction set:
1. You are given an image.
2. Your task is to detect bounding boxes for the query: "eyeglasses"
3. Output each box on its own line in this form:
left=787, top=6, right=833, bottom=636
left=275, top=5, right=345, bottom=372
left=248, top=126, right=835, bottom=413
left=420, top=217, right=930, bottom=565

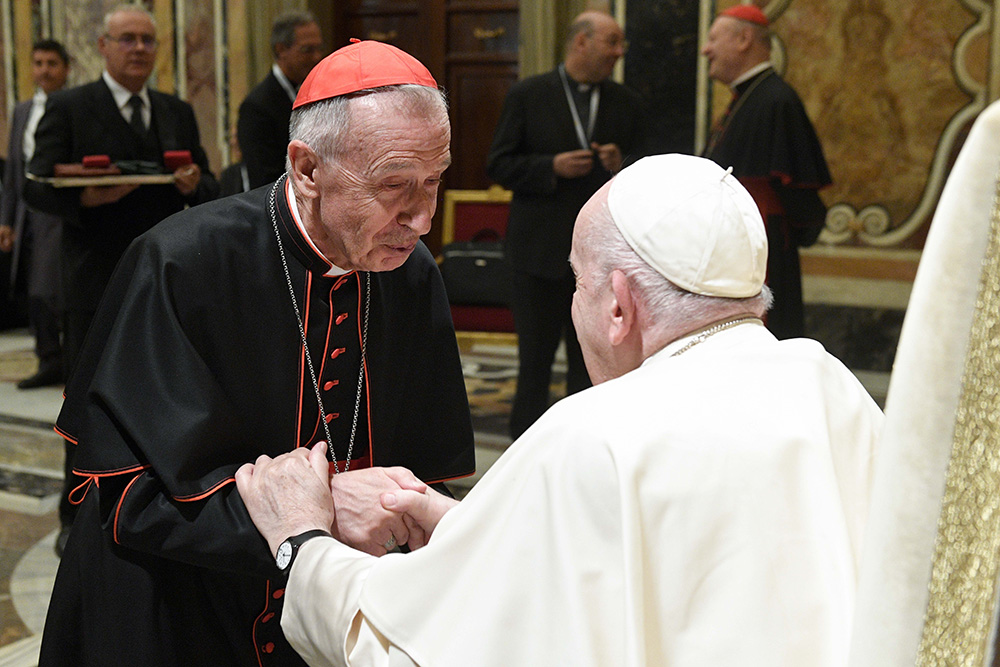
left=105, top=33, right=158, bottom=49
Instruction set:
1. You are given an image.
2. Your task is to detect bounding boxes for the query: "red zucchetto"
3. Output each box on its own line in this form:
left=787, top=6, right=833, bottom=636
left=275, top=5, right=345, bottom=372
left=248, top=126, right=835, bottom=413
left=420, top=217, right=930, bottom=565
left=293, top=39, right=438, bottom=110
left=720, top=4, right=770, bottom=27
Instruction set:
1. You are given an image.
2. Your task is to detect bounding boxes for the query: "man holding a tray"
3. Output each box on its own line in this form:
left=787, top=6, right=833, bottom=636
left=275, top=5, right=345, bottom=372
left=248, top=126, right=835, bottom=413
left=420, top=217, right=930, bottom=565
left=24, top=3, right=218, bottom=554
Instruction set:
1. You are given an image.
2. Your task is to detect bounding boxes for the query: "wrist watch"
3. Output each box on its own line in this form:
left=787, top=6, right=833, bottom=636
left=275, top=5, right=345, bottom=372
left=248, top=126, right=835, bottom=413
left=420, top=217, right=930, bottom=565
left=275, top=529, right=331, bottom=572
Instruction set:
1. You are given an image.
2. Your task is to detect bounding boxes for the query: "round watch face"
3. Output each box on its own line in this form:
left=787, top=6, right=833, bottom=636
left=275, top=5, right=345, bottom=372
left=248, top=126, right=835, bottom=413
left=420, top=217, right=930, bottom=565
left=276, top=541, right=293, bottom=570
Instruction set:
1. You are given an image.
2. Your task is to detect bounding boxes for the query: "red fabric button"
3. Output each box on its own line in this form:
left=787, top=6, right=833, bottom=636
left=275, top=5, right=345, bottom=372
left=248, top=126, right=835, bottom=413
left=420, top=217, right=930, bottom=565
left=334, top=276, right=349, bottom=290
left=323, top=380, right=339, bottom=391
left=325, top=413, right=340, bottom=423
left=263, top=642, right=275, bottom=654
left=262, top=613, right=275, bottom=624
left=273, top=588, right=284, bottom=599
left=330, top=347, right=346, bottom=359
left=336, top=313, right=349, bottom=325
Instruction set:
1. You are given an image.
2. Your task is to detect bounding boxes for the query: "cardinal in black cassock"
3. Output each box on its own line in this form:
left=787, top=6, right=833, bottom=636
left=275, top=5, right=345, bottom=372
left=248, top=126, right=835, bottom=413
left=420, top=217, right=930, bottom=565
left=703, top=4, right=831, bottom=339
left=38, top=40, right=475, bottom=667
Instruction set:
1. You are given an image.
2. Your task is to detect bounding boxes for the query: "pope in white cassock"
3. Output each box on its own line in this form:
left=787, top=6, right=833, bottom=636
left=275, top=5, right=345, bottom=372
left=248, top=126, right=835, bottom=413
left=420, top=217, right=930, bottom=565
left=236, top=154, right=884, bottom=667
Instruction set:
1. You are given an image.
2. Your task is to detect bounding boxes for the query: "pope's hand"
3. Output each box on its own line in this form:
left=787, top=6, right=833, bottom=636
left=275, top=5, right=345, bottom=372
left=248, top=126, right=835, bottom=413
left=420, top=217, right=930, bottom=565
left=380, top=486, right=459, bottom=550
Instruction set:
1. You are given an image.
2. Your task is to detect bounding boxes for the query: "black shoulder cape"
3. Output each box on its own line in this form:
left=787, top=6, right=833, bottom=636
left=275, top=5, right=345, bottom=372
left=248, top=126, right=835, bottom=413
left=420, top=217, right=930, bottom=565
left=706, top=68, right=831, bottom=189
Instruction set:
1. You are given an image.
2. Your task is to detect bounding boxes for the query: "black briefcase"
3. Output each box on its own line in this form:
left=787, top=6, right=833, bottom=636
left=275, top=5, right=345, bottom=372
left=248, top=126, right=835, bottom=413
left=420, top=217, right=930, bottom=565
left=439, top=230, right=512, bottom=307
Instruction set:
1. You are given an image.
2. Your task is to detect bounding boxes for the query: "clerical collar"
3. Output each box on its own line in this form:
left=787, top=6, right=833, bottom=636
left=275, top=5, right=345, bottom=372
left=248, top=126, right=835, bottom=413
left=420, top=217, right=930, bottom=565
left=284, top=178, right=350, bottom=277
left=102, top=70, right=150, bottom=115
left=273, top=63, right=298, bottom=103
left=730, top=61, right=772, bottom=90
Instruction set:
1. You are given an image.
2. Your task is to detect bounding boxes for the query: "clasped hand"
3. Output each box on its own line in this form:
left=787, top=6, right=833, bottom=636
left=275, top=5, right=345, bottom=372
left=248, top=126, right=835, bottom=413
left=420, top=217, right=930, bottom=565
left=552, top=142, right=623, bottom=179
left=235, top=442, right=458, bottom=559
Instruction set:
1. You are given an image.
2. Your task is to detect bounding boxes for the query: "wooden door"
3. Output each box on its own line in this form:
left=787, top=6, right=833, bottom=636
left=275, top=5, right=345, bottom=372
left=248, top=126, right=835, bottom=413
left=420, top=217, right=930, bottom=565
left=317, top=0, right=519, bottom=252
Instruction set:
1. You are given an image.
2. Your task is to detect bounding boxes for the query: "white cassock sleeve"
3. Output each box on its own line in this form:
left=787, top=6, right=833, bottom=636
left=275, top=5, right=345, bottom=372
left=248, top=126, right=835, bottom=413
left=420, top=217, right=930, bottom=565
left=282, top=538, right=418, bottom=667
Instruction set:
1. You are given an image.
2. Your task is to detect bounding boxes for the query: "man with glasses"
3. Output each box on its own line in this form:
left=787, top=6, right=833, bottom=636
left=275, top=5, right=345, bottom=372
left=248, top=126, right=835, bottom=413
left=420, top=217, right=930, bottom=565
left=25, top=2, right=217, bottom=554
left=487, top=10, right=647, bottom=441
left=238, top=10, right=324, bottom=189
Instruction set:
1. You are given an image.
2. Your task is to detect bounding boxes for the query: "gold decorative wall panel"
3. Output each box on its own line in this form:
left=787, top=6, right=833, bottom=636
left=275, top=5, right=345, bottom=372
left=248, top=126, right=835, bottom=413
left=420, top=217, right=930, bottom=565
left=703, top=0, right=999, bottom=254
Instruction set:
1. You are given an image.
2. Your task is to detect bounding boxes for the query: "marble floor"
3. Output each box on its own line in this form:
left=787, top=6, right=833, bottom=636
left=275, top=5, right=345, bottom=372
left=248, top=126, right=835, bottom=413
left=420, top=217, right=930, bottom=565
left=0, top=331, right=63, bottom=667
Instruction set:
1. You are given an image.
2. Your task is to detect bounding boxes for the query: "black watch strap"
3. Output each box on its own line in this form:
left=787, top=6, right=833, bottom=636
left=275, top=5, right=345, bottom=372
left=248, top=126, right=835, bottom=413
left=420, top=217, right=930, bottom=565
left=276, top=529, right=332, bottom=572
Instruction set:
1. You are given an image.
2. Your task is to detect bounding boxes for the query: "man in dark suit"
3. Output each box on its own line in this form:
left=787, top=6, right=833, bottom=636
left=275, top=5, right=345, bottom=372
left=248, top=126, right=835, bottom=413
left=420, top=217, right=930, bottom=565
left=0, top=39, right=70, bottom=388
left=487, top=10, right=646, bottom=439
left=25, top=3, right=217, bottom=553
left=237, top=10, right=323, bottom=189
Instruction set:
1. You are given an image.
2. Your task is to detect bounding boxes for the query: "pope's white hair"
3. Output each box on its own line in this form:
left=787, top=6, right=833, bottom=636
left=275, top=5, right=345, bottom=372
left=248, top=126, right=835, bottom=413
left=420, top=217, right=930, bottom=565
left=578, top=196, right=772, bottom=335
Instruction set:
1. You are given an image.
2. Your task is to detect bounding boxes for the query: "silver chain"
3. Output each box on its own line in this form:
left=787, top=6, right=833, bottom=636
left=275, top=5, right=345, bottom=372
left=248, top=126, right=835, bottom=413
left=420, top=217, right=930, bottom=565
left=268, top=177, right=370, bottom=474
left=670, top=316, right=760, bottom=357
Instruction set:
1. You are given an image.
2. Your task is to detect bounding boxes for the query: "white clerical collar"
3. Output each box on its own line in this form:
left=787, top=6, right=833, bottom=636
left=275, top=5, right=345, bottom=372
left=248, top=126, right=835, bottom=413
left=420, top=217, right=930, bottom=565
left=272, top=64, right=298, bottom=103
left=102, top=70, right=150, bottom=113
left=284, top=178, right=350, bottom=277
left=730, top=61, right=772, bottom=90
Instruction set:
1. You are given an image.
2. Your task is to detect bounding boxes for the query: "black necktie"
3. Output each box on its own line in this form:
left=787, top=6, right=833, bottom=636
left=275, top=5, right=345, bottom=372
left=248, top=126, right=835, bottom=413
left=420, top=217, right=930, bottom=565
left=128, top=94, right=146, bottom=135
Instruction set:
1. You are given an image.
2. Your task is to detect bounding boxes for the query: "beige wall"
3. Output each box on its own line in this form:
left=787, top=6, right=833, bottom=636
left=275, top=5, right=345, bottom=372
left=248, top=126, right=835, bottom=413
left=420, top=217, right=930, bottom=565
left=706, top=0, right=999, bottom=281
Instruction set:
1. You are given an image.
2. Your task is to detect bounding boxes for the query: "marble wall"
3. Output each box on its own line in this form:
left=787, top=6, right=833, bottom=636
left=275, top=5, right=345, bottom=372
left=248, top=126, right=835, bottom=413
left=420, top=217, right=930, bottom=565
left=704, top=0, right=996, bottom=253
left=0, top=0, right=252, bottom=174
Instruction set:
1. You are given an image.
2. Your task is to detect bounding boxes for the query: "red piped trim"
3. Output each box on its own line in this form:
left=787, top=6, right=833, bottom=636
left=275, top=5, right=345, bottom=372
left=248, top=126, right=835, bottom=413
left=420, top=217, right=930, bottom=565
left=252, top=581, right=273, bottom=667
left=303, top=278, right=338, bottom=446
left=174, top=477, right=236, bottom=502
left=113, top=472, right=144, bottom=544
left=73, top=463, right=149, bottom=476
left=67, top=474, right=97, bottom=506
left=54, top=424, right=77, bottom=445
left=359, top=277, right=374, bottom=466
left=295, top=272, right=315, bottom=449
left=282, top=178, right=334, bottom=273
left=424, top=468, right=477, bottom=484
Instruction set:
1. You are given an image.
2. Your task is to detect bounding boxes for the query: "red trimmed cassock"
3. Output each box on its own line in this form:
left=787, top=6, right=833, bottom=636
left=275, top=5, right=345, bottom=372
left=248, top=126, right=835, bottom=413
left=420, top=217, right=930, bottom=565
left=704, top=66, right=831, bottom=339
left=39, top=179, right=476, bottom=667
